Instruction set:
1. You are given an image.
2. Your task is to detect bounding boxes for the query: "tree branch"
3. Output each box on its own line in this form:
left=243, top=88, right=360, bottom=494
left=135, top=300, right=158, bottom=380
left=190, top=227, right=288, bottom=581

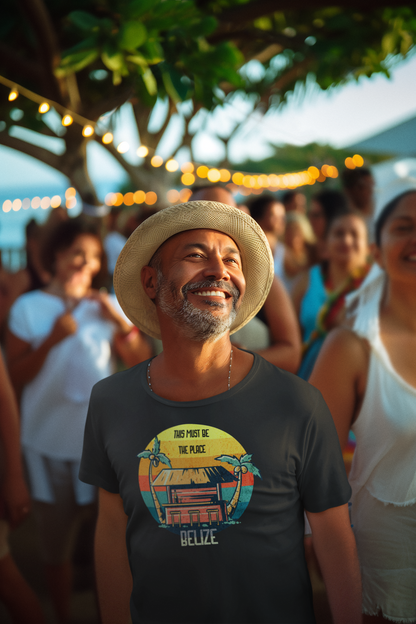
left=17, top=0, right=63, bottom=103
left=0, top=132, right=65, bottom=172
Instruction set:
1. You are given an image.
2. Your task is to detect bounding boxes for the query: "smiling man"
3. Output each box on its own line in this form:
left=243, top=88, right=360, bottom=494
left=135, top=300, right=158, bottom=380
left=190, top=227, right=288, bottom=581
left=79, top=201, right=361, bottom=624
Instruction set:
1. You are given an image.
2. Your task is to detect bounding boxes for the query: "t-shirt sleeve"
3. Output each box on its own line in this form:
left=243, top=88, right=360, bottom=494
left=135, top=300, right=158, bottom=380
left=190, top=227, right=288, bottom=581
left=297, top=389, right=351, bottom=513
left=79, top=385, right=120, bottom=493
left=8, top=296, right=32, bottom=341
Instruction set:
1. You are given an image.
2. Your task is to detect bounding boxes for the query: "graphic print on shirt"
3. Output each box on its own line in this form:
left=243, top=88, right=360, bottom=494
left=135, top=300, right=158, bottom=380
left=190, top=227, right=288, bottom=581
left=137, top=424, right=261, bottom=546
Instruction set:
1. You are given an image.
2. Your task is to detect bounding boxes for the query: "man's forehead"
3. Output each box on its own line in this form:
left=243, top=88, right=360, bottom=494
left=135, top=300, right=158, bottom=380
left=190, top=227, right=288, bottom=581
left=158, top=228, right=241, bottom=255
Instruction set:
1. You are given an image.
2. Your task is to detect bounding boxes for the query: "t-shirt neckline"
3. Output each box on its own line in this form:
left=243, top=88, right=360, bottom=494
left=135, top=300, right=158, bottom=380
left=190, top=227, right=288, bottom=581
left=141, top=350, right=260, bottom=407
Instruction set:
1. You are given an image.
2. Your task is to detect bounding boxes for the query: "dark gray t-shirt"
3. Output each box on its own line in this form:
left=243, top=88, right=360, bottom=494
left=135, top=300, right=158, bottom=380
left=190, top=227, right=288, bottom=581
left=80, top=353, right=351, bottom=624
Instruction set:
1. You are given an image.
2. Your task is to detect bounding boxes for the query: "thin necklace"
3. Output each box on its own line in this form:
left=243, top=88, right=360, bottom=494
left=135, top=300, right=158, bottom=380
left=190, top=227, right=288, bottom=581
left=147, top=347, right=234, bottom=393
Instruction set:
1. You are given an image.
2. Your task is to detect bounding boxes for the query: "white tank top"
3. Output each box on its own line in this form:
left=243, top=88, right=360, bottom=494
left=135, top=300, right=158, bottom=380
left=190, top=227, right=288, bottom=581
left=349, top=279, right=416, bottom=506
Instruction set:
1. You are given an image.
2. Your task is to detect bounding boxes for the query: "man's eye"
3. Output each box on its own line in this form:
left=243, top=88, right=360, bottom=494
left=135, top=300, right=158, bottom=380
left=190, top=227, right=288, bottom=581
left=225, top=258, right=238, bottom=264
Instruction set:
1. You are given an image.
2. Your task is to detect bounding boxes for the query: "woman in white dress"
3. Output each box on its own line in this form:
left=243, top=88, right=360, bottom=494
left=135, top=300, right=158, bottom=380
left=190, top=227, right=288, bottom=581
left=309, top=179, right=416, bottom=623
left=6, top=216, right=151, bottom=624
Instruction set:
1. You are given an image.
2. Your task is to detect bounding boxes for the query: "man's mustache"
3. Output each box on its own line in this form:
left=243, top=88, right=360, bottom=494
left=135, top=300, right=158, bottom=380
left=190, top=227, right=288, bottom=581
left=181, top=280, right=240, bottom=302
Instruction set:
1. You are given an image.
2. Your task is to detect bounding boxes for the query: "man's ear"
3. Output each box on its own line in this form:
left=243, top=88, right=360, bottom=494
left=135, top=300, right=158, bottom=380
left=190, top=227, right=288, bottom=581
left=141, top=266, right=158, bottom=300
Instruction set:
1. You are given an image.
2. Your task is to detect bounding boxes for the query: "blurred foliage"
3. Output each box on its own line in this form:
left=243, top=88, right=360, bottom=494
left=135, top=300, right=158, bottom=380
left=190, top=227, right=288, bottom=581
left=0, top=0, right=415, bottom=199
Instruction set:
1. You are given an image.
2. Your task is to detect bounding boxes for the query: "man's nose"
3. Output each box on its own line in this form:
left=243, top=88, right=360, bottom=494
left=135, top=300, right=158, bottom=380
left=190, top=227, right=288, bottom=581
left=202, top=256, right=229, bottom=281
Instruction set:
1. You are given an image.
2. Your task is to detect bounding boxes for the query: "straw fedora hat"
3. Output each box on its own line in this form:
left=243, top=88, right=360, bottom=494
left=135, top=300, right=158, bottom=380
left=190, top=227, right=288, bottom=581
left=114, top=200, right=274, bottom=340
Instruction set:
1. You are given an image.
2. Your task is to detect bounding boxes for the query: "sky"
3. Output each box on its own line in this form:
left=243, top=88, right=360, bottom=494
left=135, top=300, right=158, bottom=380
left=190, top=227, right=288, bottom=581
left=1, top=53, right=416, bottom=248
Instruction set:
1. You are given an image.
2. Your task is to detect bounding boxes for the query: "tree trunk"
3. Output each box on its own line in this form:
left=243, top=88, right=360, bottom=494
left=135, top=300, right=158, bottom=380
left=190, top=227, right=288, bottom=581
left=149, top=463, right=165, bottom=524
left=227, top=471, right=242, bottom=518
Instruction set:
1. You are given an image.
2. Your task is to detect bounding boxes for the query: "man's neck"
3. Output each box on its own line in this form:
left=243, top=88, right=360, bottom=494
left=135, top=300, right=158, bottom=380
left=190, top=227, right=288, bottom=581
left=148, top=332, right=253, bottom=402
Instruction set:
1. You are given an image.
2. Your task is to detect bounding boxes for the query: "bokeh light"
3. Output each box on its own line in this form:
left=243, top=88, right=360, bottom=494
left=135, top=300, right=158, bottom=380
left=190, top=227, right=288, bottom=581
left=38, top=102, right=50, bottom=114
left=62, top=115, right=73, bottom=126
left=134, top=190, right=146, bottom=204
left=167, top=189, right=180, bottom=203
left=181, top=162, right=194, bottom=174
left=137, top=146, right=149, bottom=158
left=145, top=191, right=157, bottom=205
left=82, top=125, right=94, bottom=137
left=151, top=155, right=163, bottom=167
left=165, top=159, right=179, bottom=172
left=102, top=133, right=113, bottom=144
left=181, top=173, right=195, bottom=186
left=196, top=166, right=208, bottom=178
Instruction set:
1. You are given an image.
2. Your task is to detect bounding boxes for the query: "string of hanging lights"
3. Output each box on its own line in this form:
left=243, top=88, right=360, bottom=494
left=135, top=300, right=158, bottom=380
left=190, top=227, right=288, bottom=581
left=0, top=75, right=365, bottom=213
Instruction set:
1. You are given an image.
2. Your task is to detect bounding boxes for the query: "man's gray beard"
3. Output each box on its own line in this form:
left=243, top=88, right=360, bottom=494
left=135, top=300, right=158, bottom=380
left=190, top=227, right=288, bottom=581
left=155, top=271, right=240, bottom=342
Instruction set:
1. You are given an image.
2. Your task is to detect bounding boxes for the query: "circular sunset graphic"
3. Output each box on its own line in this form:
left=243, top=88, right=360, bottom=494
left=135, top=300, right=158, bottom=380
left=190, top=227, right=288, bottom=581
left=137, top=424, right=261, bottom=538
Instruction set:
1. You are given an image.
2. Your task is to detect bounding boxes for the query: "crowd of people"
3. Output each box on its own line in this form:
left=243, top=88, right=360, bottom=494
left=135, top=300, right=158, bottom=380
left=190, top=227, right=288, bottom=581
left=0, top=164, right=415, bottom=624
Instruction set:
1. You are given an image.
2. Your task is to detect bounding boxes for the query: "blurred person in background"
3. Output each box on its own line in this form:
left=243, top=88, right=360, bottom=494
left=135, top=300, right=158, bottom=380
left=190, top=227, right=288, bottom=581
left=282, top=190, right=307, bottom=214
left=248, top=194, right=286, bottom=274
left=292, top=209, right=370, bottom=380
left=191, top=188, right=301, bottom=372
left=6, top=216, right=151, bottom=624
left=309, top=179, right=416, bottom=623
left=0, top=350, right=45, bottom=624
left=308, top=189, right=349, bottom=260
left=279, top=212, right=317, bottom=294
left=341, top=167, right=375, bottom=242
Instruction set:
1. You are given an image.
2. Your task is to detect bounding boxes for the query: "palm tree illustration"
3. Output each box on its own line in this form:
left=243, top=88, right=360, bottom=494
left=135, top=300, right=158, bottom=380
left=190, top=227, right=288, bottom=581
left=138, top=436, right=172, bottom=524
left=215, top=453, right=261, bottom=518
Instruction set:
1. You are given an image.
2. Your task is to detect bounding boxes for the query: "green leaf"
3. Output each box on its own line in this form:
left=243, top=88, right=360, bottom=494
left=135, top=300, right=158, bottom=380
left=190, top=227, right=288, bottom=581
left=61, top=37, right=99, bottom=57
left=215, top=455, right=240, bottom=467
left=56, top=49, right=99, bottom=76
left=244, top=463, right=262, bottom=479
left=113, top=71, right=122, bottom=85
left=153, top=436, right=160, bottom=455
left=141, top=40, right=164, bottom=64
left=102, top=48, right=125, bottom=71
left=240, top=453, right=252, bottom=463
left=137, top=450, right=152, bottom=459
left=126, top=54, right=149, bottom=68
left=158, top=453, right=172, bottom=468
left=126, top=0, right=155, bottom=19
left=119, top=21, right=147, bottom=51
left=162, top=71, right=182, bottom=103
left=142, top=68, right=157, bottom=95
left=68, top=11, right=101, bottom=32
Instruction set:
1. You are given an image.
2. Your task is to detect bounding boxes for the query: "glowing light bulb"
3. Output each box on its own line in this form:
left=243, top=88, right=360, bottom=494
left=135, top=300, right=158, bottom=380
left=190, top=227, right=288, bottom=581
left=102, top=132, right=113, bottom=144
left=137, top=146, right=149, bottom=158
left=165, top=159, right=179, bottom=172
left=38, top=102, right=50, bottom=114
left=82, top=125, right=94, bottom=137
left=181, top=173, right=195, bottom=186
left=151, top=156, right=163, bottom=167
left=8, top=89, right=18, bottom=102
left=62, top=115, right=73, bottom=126
left=352, top=154, right=364, bottom=167
left=117, top=141, right=129, bottom=153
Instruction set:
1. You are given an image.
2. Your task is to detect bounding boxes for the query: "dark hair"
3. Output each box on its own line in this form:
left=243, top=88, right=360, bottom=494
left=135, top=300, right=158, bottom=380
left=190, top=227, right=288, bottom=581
left=375, top=190, right=416, bottom=246
left=341, top=167, right=372, bottom=189
left=281, top=190, right=302, bottom=206
left=41, top=216, right=103, bottom=275
left=311, top=189, right=349, bottom=234
left=248, top=194, right=279, bottom=223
